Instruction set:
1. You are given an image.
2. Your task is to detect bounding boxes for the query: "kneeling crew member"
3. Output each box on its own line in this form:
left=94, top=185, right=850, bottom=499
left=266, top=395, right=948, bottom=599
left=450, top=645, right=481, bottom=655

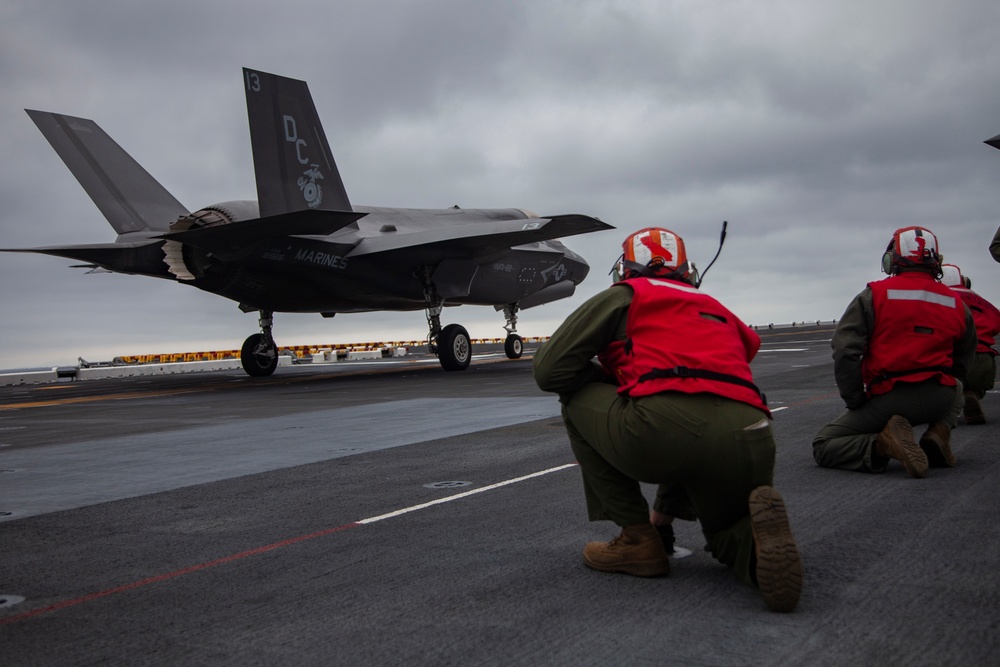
left=812, top=227, right=975, bottom=478
left=940, top=264, right=1000, bottom=424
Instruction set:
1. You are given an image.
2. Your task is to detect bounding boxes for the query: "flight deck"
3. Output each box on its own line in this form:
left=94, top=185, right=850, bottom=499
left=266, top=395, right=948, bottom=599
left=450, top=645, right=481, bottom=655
left=2, top=326, right=998, bottom=665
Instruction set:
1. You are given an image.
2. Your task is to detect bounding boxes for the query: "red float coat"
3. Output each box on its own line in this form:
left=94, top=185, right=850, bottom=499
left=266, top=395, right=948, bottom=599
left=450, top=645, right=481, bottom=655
left=950, top=287, right=1000, bottom=355
left=863, top=272, right=968, bottom=395
left=597, top=277, right=768, bottom=415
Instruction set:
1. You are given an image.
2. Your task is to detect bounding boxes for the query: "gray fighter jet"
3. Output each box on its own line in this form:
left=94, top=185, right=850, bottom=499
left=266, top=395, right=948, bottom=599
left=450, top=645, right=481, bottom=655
left=5, top=68, right=612, bottom=376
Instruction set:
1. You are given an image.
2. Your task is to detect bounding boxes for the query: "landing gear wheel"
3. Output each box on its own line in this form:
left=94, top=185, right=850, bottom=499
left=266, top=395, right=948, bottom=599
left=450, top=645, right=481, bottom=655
left=241, top=333, right=278, bottom=377
left=437, top=324, right=471, bottom=371
left=504, top=333, right=523, bottom=359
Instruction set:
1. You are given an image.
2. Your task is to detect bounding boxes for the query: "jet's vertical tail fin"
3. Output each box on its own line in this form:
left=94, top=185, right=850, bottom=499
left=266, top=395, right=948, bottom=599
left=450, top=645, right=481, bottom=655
left=243, top=68, right=352, bottom=218
left=25, top=110, right=189, bottom=234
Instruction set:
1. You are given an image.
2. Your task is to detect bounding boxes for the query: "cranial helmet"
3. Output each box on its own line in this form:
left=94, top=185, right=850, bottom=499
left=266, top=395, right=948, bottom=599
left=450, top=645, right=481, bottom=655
left=940, top=263, right=972, bottom=289
left=881, top=226, right=942, bottom=276
left=612, top=227, right=698, bottom=285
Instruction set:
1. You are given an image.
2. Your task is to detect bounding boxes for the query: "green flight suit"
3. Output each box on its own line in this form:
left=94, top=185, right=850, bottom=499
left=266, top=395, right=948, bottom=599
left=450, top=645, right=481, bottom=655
left=533, top=285, right=774, bottom=585
left=966, top=352, right=997, bottom=399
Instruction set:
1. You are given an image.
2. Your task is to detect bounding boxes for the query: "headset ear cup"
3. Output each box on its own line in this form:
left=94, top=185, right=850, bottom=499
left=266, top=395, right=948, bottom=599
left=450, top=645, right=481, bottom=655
left=688, top=266, right=701, bottom=288
left=881, top=251, right=893, bottom=274
left=965, top=276, right=972, bottom=289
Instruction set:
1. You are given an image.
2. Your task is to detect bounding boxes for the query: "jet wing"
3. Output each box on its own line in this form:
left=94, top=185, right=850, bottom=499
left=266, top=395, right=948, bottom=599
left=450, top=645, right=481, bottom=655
left=986, top=133, right=1000, bottom=150
left=157, top=209, right=367, bottom=252
left=348, top=214, right=612, bottom=258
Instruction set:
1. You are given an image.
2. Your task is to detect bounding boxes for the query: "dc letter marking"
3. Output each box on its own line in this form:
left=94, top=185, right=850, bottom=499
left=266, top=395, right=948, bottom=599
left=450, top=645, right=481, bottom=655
left=283, top=114, right=324, bottom=208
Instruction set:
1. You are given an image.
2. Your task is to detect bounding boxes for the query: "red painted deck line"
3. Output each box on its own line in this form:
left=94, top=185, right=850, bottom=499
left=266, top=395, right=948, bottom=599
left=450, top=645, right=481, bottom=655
left=0, top=463, right=577, bottom=625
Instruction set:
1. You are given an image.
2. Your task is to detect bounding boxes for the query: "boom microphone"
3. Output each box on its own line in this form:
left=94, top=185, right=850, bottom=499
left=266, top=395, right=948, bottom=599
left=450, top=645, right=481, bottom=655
left=695, top=220, right=728, bottom=288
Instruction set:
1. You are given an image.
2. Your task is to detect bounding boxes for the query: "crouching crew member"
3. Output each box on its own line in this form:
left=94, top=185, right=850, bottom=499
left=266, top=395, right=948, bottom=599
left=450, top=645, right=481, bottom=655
left=940, top=264, right=1000, bottom=424
left=533, top=227, right=802, bottom=613
left=813, top=227, right=975, bottom=478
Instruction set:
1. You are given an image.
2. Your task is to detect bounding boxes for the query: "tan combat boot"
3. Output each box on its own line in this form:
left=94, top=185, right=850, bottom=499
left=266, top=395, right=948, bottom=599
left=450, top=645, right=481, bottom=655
left=582, top=524, right=670, bottom=577
left=749, top=486, right=802, bottom=613
left=919, top=421, right=957, bottom=467
left=963, top=391, right=986, bottom=425
left=874, top=415, right=928, bottom=478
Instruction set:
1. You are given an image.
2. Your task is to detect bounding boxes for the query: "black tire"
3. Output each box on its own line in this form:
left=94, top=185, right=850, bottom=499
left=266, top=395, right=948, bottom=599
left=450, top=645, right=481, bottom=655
left=504, top=334, right=523, bottom=359
left=437, top=324, right=471, bottom=371
left=240, top=333, right=278, bottom=377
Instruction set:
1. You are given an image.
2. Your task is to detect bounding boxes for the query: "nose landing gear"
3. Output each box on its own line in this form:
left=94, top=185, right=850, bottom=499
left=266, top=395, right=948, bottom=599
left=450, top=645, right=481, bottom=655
left=502, top=303, right=523, bottom=360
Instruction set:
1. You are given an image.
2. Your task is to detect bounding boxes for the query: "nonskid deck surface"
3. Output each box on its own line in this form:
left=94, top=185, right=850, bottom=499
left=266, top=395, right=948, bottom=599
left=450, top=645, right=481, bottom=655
left=2, top=328, right=998, bottom=665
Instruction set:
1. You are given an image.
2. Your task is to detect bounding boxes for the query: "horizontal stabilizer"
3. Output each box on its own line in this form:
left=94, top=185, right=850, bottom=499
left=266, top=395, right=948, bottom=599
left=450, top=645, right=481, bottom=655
left=0, top=242, right=167, bottom=276
left=25, top=110, right=188, bottom=234
left=157, top=209, right=367, bottom=252
left=349, top=214, right=612, bottom=258
left=986, top=133, right=1000, bottom=151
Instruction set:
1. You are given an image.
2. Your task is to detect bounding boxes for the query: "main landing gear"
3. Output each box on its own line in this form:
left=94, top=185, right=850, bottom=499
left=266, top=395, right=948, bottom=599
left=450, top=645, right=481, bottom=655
left=422, top=272, right=472, bottom=371
left=241, top=310, right=279, bottom=377
left=435, top=322, right=472, bottom=371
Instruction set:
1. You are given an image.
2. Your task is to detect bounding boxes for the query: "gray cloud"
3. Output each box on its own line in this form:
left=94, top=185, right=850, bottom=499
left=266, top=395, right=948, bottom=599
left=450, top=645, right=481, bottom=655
left=2, top=0, right=999, bottom=368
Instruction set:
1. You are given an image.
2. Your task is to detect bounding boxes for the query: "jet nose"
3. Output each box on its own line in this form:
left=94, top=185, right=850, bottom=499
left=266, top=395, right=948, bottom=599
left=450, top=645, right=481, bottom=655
left=560, top=246, right=591, bottom=284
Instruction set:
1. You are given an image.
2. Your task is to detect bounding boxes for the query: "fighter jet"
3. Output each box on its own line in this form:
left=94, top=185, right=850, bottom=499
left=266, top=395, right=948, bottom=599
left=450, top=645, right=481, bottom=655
left=4, top=68, right=612, bottom=376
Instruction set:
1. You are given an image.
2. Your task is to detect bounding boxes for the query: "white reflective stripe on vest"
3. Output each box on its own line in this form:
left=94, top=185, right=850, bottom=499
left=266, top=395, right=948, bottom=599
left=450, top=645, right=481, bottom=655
left=885, top=289, right=956, bottom=308
left=647, top=278, right=700, bottom=294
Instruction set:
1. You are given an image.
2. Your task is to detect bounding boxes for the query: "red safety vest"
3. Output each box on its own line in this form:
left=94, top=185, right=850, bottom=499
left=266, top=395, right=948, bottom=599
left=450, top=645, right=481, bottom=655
left=864, top=272, right=967, bottom=395
left=597, top=277, right=768, bottom=414
left=951, top=288, right=1000, bottom=355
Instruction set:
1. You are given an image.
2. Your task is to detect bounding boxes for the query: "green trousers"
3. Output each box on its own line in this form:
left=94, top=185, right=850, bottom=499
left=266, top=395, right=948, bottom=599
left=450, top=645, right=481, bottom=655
left=966, top=353, right=996, bottom=398
left=812, top=380, right=963, bottom=473
left=561, top=383, right=775, bottom=585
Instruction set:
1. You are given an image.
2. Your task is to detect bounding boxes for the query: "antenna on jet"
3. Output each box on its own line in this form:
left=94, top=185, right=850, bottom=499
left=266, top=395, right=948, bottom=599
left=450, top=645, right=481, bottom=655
left=695, top=220, right=728, bottom=288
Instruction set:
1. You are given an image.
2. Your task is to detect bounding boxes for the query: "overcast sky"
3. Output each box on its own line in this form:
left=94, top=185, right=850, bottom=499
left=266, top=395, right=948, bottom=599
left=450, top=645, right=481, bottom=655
left=2, top=0, right=999, bottom=369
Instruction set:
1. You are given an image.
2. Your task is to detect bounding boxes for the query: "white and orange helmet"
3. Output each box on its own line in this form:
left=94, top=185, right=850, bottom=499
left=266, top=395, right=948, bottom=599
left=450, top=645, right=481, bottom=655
left=881, top=226, right=942, bottom=276
left=940, top=263, right=971, bottom=288
left=613, top=227, right=698, bottom=285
